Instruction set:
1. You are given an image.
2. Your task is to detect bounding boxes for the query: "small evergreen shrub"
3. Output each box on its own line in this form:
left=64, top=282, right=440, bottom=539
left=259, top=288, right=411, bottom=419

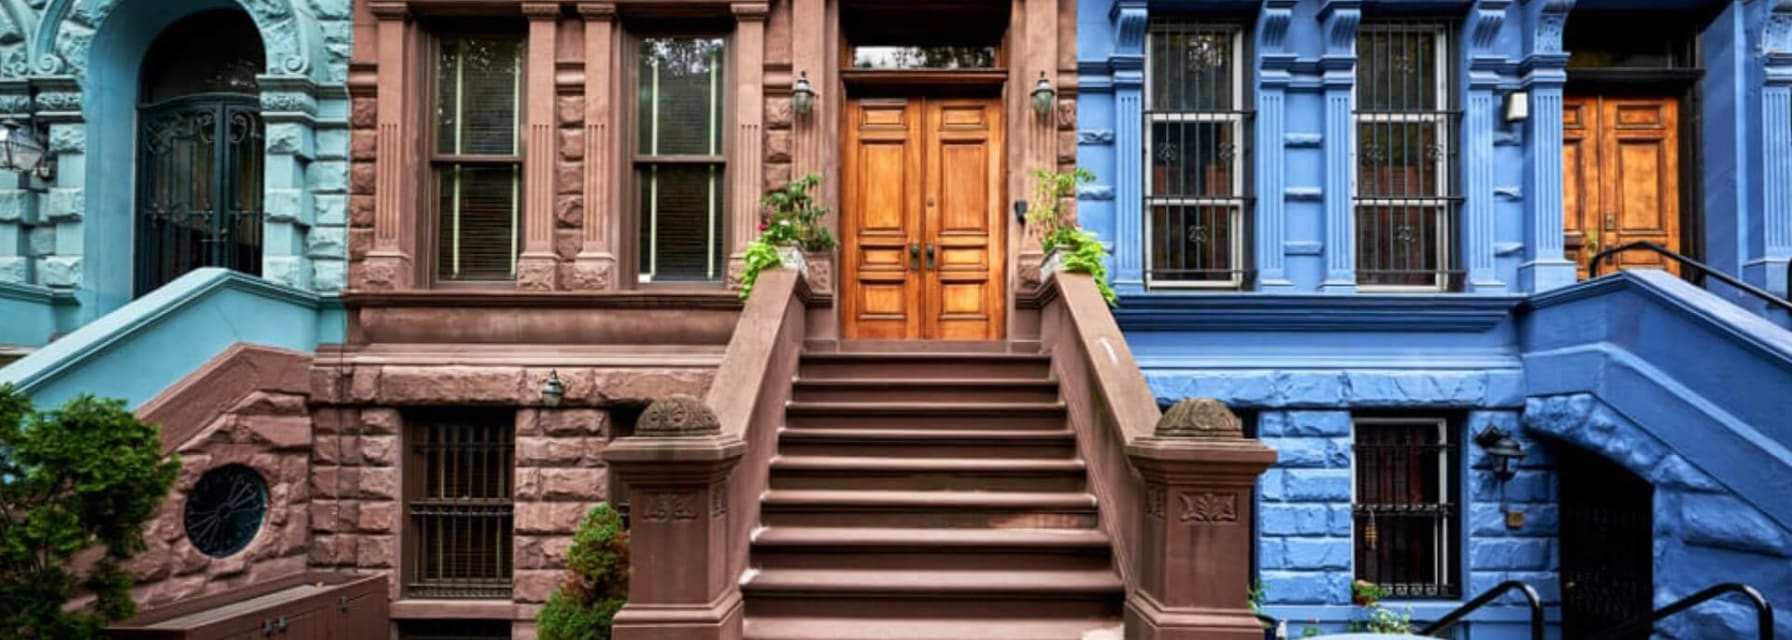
left=537, top=503, right=630, bottom=640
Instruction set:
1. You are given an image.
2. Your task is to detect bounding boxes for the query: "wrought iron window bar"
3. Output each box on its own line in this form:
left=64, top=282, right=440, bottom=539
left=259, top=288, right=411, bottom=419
left=1354, top=20, right=1460, bottom=292
left=406, top=417, right=515, bottom=600
left=1144, top=20, right=1251, bottom=290
left=1353, top=419, right=1461, bottom=599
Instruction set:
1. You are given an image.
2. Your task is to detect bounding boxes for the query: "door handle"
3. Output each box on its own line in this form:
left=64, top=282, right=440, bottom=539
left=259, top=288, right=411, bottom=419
left=908, top=243, right=921, bottom=271
left=924, top=244, right=937, bottom=271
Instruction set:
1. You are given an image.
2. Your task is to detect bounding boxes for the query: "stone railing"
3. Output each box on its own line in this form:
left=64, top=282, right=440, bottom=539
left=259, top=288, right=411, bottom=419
left=1033, top=272, right=1277, bottom=639
left=602, top=268, right=818, bottom=639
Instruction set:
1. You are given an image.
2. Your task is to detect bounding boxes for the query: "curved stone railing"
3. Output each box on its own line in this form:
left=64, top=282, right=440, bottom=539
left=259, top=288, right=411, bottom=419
left=0, top=268, right=337, bottom=408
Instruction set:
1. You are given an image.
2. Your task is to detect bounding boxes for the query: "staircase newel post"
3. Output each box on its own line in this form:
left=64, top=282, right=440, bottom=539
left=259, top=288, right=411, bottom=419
left=603, top=395, right=747, bottom=640
left=1124, top=398, right=1278, bottom=640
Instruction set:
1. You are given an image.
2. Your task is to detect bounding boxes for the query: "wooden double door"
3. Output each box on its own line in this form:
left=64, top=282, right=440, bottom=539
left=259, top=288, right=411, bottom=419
left=1563, top=95, right=1682, bottom=279
left=842, top=97, right=1005, bottom=339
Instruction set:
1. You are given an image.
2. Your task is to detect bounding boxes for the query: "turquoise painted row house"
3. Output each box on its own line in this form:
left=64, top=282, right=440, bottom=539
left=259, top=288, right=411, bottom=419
left=0, top=0, right=352, bottom=354
left=1078, top=0, right=1792, bottom=637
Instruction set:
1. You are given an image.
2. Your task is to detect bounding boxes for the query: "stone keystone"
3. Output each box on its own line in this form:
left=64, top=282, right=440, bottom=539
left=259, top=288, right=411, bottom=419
left=1155, top=397, right=1244, bottom=439
left=637, top=394, right=722, bottom=437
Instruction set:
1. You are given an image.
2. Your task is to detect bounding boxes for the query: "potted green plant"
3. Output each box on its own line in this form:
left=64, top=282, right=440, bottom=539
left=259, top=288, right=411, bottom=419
left=1026, top=167, right=1116, bottom=305
left=740, top=173, right=836, bottom=298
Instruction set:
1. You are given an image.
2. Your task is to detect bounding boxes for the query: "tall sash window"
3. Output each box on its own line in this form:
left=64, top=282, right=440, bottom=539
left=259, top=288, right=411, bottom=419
left=1145, top=21, right=1249, bottom=288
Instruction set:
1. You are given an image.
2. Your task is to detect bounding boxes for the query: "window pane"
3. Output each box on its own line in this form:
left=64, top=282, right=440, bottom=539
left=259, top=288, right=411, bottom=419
left=1150, top=121, right=1239, bottom=197
left=1148, top=25, right=1235, bottom=112
left=850, top=46, right=997, bottom=69
left=437, top=164, right=521, bottom=281
left=1353, top=419, right=1459, bottom=599
left=637, top=163, right=724, bottom=283
left=1356, top=120, right=1445, bottom=198
left=1149, top=204, right=1238, bottom=283
left=438, top=36, right=523, bottom=156
left=1356, top=204, right=1445, bottom=287
left=637, top=37, right=725, bottom=156
left=1356, top=25, right=1440, bottom=111
left=406, top=414, right=514, bottom=600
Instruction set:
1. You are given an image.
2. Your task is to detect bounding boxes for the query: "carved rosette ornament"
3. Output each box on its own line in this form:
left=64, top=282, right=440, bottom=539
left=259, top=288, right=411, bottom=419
left=1154, top=397, right=1244, bottom=439
left=638, top=394, right=723, bottom=437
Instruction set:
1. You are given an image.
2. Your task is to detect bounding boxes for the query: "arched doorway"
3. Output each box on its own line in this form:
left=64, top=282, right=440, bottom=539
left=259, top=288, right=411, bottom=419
left=1557, top=443, right=1655, bottom=638
left=134, top=9, right=266, bottom=296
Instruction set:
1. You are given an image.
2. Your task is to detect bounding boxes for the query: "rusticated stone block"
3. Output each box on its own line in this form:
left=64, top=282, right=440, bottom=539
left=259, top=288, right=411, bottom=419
left=765, top=129, right=791, bottom=163
left=518, top=257, right=559, bottom=291
left=361, top=434, right=398, bottom=465
left=555, top=194, right=583, bottom=228
left=349, top=227, right=372, bottom=260
left=357, top=534, right=397, bottom=568
left=515, top=502, right=589, bottom=534
left=765, top=96, right=793, bottom=129
left=150, top=574, right=209, bottom=607
left=540, top=467, right=606, bottom=501
left=557, top=161, right=582, bottom=195
left=348, top=194, right=375, bottom=227
left=560, top=128, right=584, bottom=160
left=517, top=436, right=587, bottom=466
left=350, top=129, right=377, bottom=160
left=310, top=502, right=346, bottom=533
left=351, top=98, right=377, bottom=128
left=515, top=535, right=576, bottom=570
left=568, top=369, right=714, bottom=405
left=557, top=96, right=583, bottom=127
left=361, top=407, right=401, bottom=434
left=538, top=408, right=607, bottom=436
left=764, top=163, right=792, bottom=195
left=358, top=467, right=400, bottom=500
left=310, top=466, right=356, bottom=499
left=310, top=534, right=358, bottom=565
left=356, top=501, right=397, bottom=533
left=246, top=554, right=307, bottom=584
left=349, top=163, right=376, bottom=195
left=375, top=367, right=524, bottom=404
left=555, top=229, right=581, bottom=260
left=1057, top=130, right=1077, bottom=164
left=245, top=415, right=313, bottom=451
left=515, top=468, right=543, bottom=501
left=514, top=569, right=564, bottom=603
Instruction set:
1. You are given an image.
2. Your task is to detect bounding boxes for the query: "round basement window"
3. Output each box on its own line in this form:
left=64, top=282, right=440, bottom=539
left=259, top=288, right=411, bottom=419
left=183, top=464, right=269, bottom=557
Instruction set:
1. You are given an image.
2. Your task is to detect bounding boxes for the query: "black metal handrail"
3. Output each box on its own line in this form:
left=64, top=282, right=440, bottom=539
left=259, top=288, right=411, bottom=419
left=1584, top=582, right=1774, bottom=640
left=1589, top=241, right=1792, bottom=314
left=1416, top=580, right=1544, bottom=640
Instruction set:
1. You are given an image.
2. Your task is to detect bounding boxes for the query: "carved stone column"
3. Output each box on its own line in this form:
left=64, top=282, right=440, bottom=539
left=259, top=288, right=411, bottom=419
left=726, top=3, right=768, bottom=288
left=1124, top=398, right=1277, bottom=640
left=571, top=3, right=619, bottom=290
left=364, top=2, right=415, bottom=291
left=517, top=2, right=563, bottom=290
left=604, top=395, right=746, bottom=640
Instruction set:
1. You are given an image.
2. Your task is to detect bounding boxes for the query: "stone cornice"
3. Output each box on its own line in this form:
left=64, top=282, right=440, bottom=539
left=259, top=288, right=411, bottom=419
left=521, top=1, right=564, bottom=17
left=731, top=2, right=769, bottom=20
left=577, top=2, right=617, bottom=19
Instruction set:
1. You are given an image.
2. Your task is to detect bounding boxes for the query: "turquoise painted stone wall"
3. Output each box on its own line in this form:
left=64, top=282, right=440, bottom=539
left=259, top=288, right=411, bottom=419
left=0, top=0, right=352, bottom=344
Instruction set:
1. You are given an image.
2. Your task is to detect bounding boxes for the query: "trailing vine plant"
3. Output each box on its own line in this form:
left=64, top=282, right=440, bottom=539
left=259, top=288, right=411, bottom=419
left=739, top=173, right=836, bottom=299
left=1026, top=167, right=1116, bottom=305
left=1344, top=580, right=1417, bottom=634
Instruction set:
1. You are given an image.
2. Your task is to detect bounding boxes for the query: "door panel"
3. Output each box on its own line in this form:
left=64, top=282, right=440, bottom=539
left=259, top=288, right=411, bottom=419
left=1563, top=96, right=1681, bottom=279
left=844, top=97, right=1004, bottom=340
left=843, top=99, right=925, bottom=339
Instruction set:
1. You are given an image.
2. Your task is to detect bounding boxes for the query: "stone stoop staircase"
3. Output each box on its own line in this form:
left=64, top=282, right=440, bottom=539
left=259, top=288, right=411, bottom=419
left=740, top=346, right=1125, bottom=640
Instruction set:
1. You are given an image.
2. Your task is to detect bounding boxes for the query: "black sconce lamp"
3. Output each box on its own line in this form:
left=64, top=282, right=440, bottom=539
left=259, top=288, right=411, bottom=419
left=1475, top=426, right=1527, bottom=528
left=1013, top=200, right=1029, bottom=225
left=1030, top=71, right=1056, bottom=119
left=0, top=119, right=52, bottom=180
left=540, top=370, right=565, bottom=408
left=792, top=70, right=816, bottom=117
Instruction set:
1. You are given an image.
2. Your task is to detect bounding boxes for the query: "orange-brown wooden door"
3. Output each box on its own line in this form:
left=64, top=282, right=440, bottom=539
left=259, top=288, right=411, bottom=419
left=1563, top=96, right=1682, bottom=279
left=843, top=97, right=1004, bottom=339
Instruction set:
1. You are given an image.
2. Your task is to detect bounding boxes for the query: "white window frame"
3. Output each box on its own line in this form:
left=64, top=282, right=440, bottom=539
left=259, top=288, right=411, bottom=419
left=1349, top=415, right=1459, bottom=599
left=1143, top=23, right=1247, bottom=290
left=1352, top=21, right=1454, bottom=293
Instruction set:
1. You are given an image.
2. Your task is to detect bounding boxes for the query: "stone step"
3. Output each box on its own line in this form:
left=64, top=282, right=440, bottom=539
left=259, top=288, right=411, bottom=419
left=791, top=378, right=1062, bottom=404
left=783, top=401, right=1067, bottom=431
left=797, top=352, right=1052, bottom=380
left=751, top=526, right=1113, bottom=572
left=769, top=455, right=1087, bottom=492
left=775, top=427, right=1078, bottom=459
left=741, top=568, right=1125, bottom=620
left=744, top=617, right=1121, bottom=640
left=760, top=489, right=1099, bottom=529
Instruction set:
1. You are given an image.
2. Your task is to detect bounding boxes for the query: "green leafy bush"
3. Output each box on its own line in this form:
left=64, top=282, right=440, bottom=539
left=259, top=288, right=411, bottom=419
left=1027, top=167, right=1116, bottom=305
left=0, top=384, right=180, bottom=637
left=537, top=503, right=630, bottom=640
left=739, top=173, right=835, bottom=299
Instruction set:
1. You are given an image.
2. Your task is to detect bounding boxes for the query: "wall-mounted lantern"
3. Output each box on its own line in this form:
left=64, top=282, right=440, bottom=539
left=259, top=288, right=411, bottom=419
left=1475, top=425, right=1527, bottom=528
left=1030, top=71, right=1056, bottom=119
left=1502, top=90, right=1530, bottom=123
left=0, top=119, right=52, bottom=180
left=540, top=370, right=565, bottom=408
left=792, top=71, right=817, bottom=117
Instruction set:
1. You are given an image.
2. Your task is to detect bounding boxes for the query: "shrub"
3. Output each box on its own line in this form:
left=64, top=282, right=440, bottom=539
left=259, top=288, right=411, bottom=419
left=0, top=384, right=180, bottom=637
left=537, top=503, right=630, bottom=640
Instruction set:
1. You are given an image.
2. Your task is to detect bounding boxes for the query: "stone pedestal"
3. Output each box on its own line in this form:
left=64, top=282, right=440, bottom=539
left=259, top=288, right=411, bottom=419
left=603, top=395, right=746, bottom=640
left=1124, top=398, right=1277, bottom=640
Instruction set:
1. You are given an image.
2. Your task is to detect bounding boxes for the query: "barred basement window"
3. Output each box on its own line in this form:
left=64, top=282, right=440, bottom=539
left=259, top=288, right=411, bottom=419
left=635, top=36, right=727, bottom=284
left=433, top=34, right=524, bottom=282
left=1352, top=417, right=1461, bottom=599
left=406, top=412, right=515, bottom=599
left=1145, top=21, right=1249, bottom=288
left=1354, top=21, right=1459, bottom=291
left=401, top=620, right=512, bottom=640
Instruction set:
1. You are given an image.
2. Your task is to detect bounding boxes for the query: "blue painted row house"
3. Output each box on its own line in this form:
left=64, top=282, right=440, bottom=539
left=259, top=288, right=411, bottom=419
left=1078, top=0, right=1792, bottom=637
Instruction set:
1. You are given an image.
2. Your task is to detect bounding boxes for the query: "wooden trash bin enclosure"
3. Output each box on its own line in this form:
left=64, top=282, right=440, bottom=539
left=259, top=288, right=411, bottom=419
left=106, top=573, right=388, bottom=640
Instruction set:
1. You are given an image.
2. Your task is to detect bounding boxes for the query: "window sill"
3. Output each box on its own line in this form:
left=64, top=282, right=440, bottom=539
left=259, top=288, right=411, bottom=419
left=391, top=599, right=519, bottom=620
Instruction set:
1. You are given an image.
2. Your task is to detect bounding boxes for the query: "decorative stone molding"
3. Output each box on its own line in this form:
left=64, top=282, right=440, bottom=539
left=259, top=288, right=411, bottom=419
left=638, top=394, right=722, bottom=437
left=1154, top=397, right=1244, bottom=439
